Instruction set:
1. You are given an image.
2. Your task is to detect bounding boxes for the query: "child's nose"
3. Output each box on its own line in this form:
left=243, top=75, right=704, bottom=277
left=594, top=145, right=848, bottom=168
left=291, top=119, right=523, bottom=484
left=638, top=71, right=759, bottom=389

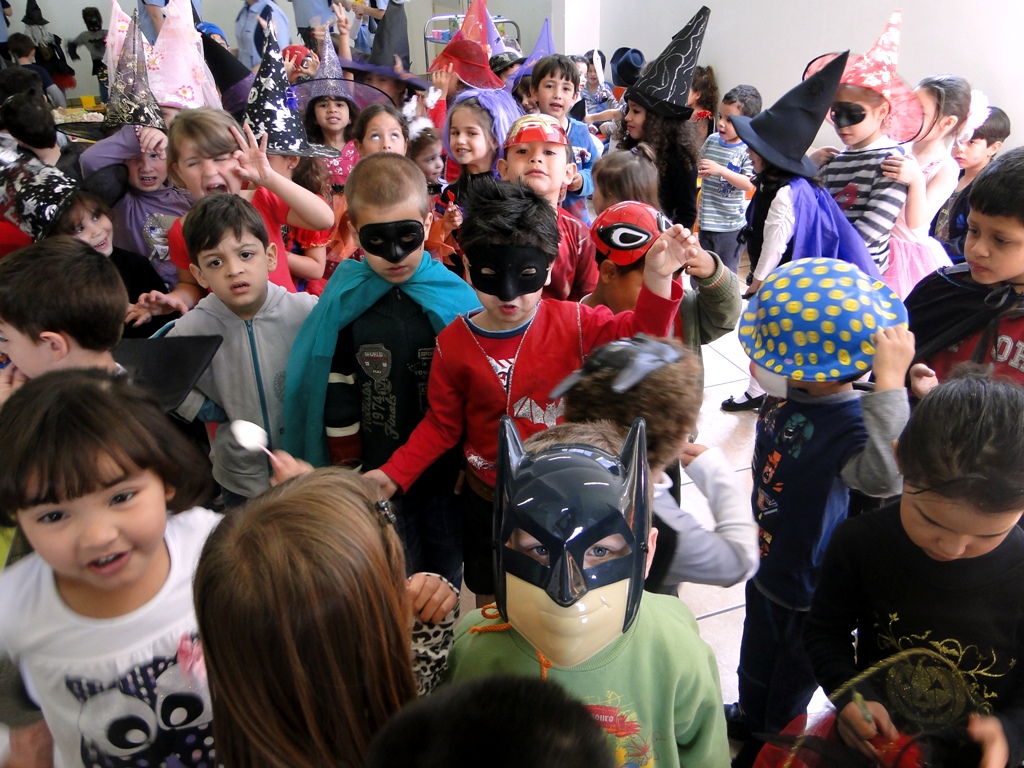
left=80, top=515, right=119, bottom=550
left=937, top=534, right=968, bottom=559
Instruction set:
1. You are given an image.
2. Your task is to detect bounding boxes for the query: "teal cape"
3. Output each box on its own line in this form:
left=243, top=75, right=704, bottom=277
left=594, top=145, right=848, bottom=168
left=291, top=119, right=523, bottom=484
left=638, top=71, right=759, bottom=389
left=283, top=255, right=480, bottom=466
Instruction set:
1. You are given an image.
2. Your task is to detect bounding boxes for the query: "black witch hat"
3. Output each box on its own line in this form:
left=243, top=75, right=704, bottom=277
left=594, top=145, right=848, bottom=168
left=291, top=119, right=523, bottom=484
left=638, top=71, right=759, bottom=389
left=58, top=11, right=165, bottom=141
left=202, top=34, right=255, bottom=122
left=244, top=23, right=339, bottom=158
left=21, top=0, right=49, bottom=26
left=623, top=6, right=709, bottom=119
left=730, top=51, right=849, bottom=178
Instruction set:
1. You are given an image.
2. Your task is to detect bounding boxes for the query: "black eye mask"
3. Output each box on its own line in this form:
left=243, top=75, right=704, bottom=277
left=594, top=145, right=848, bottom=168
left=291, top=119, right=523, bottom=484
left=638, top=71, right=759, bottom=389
left=464, top=245, right=550, bottom=302
left=830, top=101, right=867, bottom=129
left=358, top=220, right=425, bottom=264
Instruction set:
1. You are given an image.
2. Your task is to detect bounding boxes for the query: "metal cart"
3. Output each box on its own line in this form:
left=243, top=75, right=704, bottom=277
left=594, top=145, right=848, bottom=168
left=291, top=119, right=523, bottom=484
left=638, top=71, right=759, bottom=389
left=423, top=13, right=521, bottom=68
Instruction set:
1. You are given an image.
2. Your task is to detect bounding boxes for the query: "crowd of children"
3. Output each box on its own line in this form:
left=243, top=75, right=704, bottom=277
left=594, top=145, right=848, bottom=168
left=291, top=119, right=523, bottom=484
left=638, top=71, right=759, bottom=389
left=0, top=1, right=1022, bottom=767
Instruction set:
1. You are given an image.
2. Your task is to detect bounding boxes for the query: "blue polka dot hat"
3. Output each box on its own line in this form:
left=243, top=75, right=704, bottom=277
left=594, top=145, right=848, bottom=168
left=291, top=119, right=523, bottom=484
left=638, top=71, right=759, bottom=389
left=738, top=258, right=907, bottom=382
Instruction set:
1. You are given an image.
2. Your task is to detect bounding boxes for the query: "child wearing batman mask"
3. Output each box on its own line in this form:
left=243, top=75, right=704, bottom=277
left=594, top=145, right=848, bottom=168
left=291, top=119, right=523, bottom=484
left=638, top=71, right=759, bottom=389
left=284, top=153, right=479, bottom=585
left=444, top=417, right=731, bottom=768
left=363, top=179, right=700, bottom=607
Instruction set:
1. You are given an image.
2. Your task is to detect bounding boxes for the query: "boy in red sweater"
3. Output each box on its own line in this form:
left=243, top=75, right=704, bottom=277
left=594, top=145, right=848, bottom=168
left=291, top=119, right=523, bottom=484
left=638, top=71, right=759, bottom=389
left=497, top=114, right=597, bottom=302
left=365, top=179, right=702, bottom=605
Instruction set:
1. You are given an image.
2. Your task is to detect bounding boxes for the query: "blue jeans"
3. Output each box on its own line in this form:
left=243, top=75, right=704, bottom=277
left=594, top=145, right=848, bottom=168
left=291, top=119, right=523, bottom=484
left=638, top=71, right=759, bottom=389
left=392, top=487, right=463, bottom=588
left=737, top=580, right=818, bottom=735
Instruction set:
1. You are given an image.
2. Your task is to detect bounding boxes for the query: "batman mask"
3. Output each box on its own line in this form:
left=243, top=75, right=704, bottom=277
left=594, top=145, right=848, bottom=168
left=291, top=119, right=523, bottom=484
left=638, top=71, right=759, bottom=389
left=494, top=415, right=650, bottom=667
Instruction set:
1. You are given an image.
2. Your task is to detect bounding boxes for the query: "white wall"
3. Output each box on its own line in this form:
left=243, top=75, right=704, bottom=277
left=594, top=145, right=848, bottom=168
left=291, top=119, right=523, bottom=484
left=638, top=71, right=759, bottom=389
left=14, top=0, right=1024, bottom=148
left=599, top=0, right=1024, bottom=149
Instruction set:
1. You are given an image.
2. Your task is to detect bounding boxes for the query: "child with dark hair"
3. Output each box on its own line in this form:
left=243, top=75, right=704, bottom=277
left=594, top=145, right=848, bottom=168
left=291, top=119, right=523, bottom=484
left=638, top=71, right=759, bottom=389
left=0, top=369, right=217, bottom=768
left=696, top=84, right=761, bottom=273
left=8, top=32, right=65, bottom=107
left=591, top=143, right=660, bottom=213
left=363, top=179, right=699, bottom=607
left=284, top=153, right=478, bottom=585
left=616, top=9, right=709, bottom=229
left=580, top=48, right=619, bottom=122
left=167, top=193, right=318, bottom=506
left=0, top=90, right=84, bottom=178
left=933, top=105, right=1011, bottom=261
left=805, top=370, right=1024, bottom=768
left=728, top=258, right=913, bottom=768
left=368, top=673, right=615, bottom=768
left=553, top=335, right=758, bottom=592
left=530, top=53, right=597, bottom=224
left=49, top=189, right=171, bottom=337
left=907, top=146, right=1024, bottom=393
left=0, top=237, right=127, bottom=407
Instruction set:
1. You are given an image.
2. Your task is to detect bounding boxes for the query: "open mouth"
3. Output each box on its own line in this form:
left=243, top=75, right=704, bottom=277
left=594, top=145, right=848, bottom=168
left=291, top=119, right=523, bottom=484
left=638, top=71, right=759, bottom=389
left=139, top=174, right=159, bottom=185
left=230, top=281, right=250, bottom=293
left=88, top=551, right=128, bottom=573
left=205, top=183, right=229, bottom=195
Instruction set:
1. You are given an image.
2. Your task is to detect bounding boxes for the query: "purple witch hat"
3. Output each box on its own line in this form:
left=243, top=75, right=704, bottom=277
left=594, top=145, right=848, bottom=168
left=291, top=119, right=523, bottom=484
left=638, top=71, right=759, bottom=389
left=244, top=23, right=339, bottom=158
left=295, top=31, right=393, bottom=114
left=507, top=18, right=554, bottom=93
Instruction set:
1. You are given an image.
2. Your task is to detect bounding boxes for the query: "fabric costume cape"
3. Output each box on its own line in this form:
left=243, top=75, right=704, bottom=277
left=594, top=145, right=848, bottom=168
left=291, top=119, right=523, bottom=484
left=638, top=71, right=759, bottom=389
left=284, top=254, right=479, bottom=466
left=789, top=177, right=879, bottom=278
left=906, top=264, right=1024, bottom=363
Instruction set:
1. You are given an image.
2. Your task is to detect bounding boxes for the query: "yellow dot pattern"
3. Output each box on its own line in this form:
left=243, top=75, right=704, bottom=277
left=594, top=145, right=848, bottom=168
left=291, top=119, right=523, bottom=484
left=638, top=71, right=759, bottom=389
left=737, top=258, right=907, bottom=381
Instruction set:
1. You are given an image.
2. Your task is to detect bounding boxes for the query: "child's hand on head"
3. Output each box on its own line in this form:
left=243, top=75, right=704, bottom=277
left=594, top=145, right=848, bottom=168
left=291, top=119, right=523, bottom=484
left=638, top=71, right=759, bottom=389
left=126, top=290, right=190, bottom=326
left=967, top=713, right=1010, bottom=768
left=836, top=698, right=898, bottom=761
left=881, top=153, right=923, bottom=186
left=363, top=468, right=398, bottom=499
left=268, top=450, right=314, bottom=486
left=137, top=127, right=167, bottom=157
left=871, top=325, right=916, bottom=391
left=908, top=362, right=938, bottom=399
left=407, top=572, right=459, bottom=624
left=0, top=363, right=29, bottom=408
left=230, top=124, right=274, bottom=187
left=645, top=224, right=699, bottom=277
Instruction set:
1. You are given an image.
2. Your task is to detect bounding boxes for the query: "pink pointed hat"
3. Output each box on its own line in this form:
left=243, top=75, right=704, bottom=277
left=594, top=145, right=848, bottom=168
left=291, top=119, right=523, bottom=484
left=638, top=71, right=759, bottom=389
left=148, top=0, right=220, bottom=109
left=805, top=10, right=924, bottom=143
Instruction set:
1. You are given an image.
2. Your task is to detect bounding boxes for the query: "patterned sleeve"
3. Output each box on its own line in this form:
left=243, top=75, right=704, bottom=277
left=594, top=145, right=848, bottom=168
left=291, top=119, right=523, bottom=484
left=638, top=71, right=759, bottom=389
left=410, top=576, right=460, bottom=695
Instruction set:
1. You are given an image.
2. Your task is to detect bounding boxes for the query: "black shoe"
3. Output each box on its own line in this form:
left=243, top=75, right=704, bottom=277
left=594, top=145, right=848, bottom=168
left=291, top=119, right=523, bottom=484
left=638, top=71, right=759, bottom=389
left=724, top=703, right=750, bottom=742
left=721, top=393, right=765, bottom=412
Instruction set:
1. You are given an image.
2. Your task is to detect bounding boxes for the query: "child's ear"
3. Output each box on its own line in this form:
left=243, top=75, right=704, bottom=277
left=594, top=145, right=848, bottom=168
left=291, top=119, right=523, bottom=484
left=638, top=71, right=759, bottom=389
left=188, top=263, right=210, bottom=290
left=544, top=262, right=553, bottom=287
left=598, top=258, right=617, bottom=284
left=496, top=157, right=510, bottom=181
left=892, top=439, right=902, bottom=474
left=563, top=161, right=577, bottom=186
left=988, top=140, right=1003, bottom=157
left=265, top=242, right=278, bottom=272
left=643, top=526, right=659, bottom=578
left=37, top=331, right=71, bottom=363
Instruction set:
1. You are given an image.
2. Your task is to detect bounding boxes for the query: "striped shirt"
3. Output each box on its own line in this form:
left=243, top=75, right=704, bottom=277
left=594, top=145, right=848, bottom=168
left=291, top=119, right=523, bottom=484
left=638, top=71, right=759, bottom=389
left=697, top=133, right=753, bottom=232
left=822, top=137, right=907, bottom=272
